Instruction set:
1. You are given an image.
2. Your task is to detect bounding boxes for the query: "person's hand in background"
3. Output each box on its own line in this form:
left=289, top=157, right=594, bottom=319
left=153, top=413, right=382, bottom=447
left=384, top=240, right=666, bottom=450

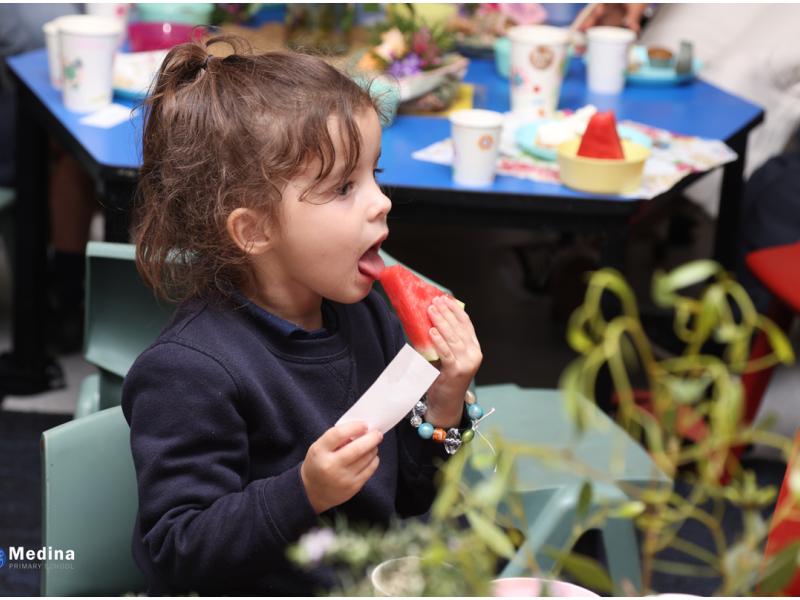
left=576, top=3, right=649, bottom=33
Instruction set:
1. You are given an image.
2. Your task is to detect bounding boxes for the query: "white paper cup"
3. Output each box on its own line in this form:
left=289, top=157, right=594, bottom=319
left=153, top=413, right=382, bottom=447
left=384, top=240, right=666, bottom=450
left=43, top=18, right=66, bottom=89
left=57, top=15, right=123, bottom=113
left=586, top=26, right=636, bottom=95
left=450, top=109, right=504, bottom=187
left=507, top=25, right=570, bottom=117
left=85, top=3, right=130, bottom=46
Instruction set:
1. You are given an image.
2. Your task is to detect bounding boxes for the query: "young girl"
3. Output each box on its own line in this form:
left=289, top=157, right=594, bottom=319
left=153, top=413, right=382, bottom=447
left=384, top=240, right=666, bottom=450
left=121, top=37, right=483, bottom=596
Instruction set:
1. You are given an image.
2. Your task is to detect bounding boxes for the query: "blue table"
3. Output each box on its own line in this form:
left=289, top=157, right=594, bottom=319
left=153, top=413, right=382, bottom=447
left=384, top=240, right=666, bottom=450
left=4, top=48, right=763, bottom=394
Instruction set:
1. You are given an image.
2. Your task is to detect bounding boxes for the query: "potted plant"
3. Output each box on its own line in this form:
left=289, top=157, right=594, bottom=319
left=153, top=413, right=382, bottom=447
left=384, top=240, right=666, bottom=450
left=289, top=261, right=800, bottom=596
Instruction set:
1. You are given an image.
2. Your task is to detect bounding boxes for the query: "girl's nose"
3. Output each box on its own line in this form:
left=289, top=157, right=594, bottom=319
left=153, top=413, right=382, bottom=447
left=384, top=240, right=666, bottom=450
left=369, top=188, right=392, bottom=220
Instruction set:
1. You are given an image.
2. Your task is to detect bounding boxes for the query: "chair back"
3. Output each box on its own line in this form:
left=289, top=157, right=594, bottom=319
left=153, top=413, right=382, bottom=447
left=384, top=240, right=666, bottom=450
left=40, top=406, right=145, bottom=595
left=83, top=241, right=175, bottom=411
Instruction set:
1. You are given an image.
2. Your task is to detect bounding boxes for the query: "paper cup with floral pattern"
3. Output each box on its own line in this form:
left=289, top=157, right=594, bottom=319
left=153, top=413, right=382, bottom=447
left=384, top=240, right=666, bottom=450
left=57, top=15, right=123, bottom=113
left=449, top=109, right=504, bottom=187
left=507, top=25, right=570, bottom=117
left=43, top=18, right=68, bottom=89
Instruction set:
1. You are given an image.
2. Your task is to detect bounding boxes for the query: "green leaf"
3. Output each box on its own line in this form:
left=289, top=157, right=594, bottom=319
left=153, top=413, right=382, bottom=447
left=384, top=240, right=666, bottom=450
left=577, top=480, right=593, bottom=519
left=465, top=509, right=516, bottom=559
left=431, top=474, right=461, bottom=521
left=610, top=501, right=646, bottom=519
left=470, top=474, right=508, bottom=510
left=546, top=550, right=615, bottom=594
left=760, top=316, right=796, bottom=365
left=470, top=447, right=497, bottom=472
left=757, top=542, right=800, bottom=595
left=664, top=260, right=721, bottom=291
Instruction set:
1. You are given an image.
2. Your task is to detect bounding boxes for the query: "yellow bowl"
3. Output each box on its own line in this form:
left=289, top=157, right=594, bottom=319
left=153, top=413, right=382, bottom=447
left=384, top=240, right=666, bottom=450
left=556, top=139, right=650, bottom=195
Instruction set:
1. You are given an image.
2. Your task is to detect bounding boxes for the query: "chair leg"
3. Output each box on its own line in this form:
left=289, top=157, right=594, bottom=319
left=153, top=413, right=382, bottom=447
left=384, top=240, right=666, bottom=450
left=501, top=483, right=643, bottom=595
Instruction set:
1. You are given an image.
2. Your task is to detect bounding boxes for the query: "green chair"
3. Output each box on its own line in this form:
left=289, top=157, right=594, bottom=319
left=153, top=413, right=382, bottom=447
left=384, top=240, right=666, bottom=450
left=469, top=384, right=669, bottom=594
left=76, top=241, right=175, bottom=417
left=40, top=405, right=146, bottom=596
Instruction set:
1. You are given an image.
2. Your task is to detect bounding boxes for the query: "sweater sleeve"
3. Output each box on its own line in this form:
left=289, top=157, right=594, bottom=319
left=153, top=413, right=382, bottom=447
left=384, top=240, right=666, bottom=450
left=121, top=341, right=319, bottom=591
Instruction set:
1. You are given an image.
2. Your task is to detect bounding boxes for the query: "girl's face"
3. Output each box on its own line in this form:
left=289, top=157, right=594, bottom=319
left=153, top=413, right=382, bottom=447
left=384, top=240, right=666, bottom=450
left=260, top=108, right=391, bottom=312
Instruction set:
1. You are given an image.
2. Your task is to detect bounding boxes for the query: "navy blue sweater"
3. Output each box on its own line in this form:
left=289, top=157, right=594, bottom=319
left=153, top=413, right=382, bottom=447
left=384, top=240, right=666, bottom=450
left=121, top=290, right=449, bottom=595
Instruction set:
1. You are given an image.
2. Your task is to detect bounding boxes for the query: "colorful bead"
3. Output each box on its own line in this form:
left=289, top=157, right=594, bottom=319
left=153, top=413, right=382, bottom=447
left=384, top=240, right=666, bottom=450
left=444, top=437, right=462, bottom=455
left=418, top=422, right=434, bottom=439
left=432, top=428, right=447, bottom=442
left=447, top=428, right=461, bottom=440
left=410, top=414, right=423, bottom=428
left=467, top=403, right=484, bottom=420
left=465, top=390, right=477, bottom=405
left=412, top=401, right=427, bottom=417
left=461, top=428, right=475, bottom=443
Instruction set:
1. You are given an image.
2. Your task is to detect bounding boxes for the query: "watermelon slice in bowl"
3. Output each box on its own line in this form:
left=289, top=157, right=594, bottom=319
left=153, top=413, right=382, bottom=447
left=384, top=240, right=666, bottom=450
left=378, top=264, right=464, bottom=362
left=577, top=110, right=625, bottom=159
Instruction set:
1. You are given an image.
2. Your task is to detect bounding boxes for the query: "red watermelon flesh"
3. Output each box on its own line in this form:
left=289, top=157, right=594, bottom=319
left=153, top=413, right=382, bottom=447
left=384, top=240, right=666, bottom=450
left=379, top=265, right=464, bottom=362
left=577, top=111, right=625, bottom=159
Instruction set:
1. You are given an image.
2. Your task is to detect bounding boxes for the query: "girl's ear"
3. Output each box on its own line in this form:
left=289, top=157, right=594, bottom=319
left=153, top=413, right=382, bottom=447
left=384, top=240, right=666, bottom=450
left=226, top=208, right=273, bottom=255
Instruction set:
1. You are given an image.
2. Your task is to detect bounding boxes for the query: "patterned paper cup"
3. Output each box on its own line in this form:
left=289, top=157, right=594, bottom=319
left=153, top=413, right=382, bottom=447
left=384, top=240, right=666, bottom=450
left=507, top=25, right=570, bottom=117
left=57, top=15, right=123, bottom=112
left=449, top=109, right=504, bottom=187
left=43, top=18, right=68, bottom=89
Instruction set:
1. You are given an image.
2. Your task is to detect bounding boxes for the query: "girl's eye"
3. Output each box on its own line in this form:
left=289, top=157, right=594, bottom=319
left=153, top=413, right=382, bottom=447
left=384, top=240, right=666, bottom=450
left=335, top=181, right=354, bottom=196
left=373, top=167, right=384, bottom=178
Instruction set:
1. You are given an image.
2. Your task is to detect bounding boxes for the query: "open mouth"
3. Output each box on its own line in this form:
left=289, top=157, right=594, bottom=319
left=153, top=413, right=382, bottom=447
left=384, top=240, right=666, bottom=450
left=357, top=233, right=388, bottom=280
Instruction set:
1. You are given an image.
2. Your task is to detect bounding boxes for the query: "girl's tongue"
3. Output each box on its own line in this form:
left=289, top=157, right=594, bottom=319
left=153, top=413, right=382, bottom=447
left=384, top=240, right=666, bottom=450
left=358, top=247, right=385, bottom=280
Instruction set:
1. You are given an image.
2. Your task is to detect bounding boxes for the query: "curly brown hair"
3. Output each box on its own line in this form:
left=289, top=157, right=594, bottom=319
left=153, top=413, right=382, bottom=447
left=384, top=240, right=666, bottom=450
left=134, top=36, right=381, bottom=302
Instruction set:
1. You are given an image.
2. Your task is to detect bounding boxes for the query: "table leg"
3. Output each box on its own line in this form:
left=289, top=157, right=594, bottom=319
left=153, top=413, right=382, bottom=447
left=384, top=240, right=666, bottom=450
left=101, top=179, right=137, bottom=243
left=714, top=130, right=748, bottom=271
left=0, top=89, right=64, bottom=396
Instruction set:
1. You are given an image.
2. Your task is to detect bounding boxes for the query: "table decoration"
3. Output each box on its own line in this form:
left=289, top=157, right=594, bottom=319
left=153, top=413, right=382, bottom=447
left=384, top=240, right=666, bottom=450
left=352, top=7, right=468, bottom=108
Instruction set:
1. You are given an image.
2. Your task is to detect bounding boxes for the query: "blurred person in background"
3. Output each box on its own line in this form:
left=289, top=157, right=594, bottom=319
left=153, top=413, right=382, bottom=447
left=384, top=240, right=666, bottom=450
left=0, top=3, right=97, bottom=353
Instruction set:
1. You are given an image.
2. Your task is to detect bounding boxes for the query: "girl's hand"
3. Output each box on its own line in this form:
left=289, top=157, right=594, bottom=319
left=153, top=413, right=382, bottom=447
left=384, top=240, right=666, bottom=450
left=425, top=295, right=483, bottom=428
left=301, top=421, right=382, bottom=514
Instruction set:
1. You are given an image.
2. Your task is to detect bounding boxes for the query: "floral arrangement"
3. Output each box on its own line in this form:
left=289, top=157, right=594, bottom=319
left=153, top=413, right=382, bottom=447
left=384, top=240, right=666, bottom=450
left=356, top=7, right=456, bottom=77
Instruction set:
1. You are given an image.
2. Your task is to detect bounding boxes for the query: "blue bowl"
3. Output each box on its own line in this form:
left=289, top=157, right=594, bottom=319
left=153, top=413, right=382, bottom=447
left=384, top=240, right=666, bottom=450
left=134, top=3, right=214, bottom=25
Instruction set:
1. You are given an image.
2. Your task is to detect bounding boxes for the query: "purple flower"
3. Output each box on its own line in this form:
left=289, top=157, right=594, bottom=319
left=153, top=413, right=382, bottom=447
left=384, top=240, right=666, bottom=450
left=387, top=53, right=423, bottom=78
left=297, top=528, right=336, bottom=563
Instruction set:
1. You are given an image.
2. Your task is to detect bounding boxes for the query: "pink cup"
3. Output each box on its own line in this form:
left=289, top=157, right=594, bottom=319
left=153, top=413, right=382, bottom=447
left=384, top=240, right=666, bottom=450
left=493, top=577, right=600, bottom=597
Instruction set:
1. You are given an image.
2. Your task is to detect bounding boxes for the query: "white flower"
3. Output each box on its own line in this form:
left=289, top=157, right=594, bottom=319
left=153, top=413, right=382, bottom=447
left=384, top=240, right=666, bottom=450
left=374, top=28, right=407, bottom=63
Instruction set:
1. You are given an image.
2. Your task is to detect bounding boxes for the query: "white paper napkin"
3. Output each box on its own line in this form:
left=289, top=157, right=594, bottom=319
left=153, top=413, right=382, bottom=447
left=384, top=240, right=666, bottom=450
left=336, top=344, right=439, bottom=433
left=79, top=103, right=136, bottom=129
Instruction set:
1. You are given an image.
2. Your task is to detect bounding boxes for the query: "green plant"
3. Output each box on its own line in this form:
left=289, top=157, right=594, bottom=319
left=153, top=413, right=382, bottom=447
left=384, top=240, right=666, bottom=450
left=289, top=261, right=800, bottom=596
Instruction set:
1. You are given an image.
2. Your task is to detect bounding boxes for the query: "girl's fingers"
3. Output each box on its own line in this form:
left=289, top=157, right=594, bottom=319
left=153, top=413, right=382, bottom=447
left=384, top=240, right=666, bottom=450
left=445, top=297, right=479, bottom=341
left=355, top=455, right=381, bottom=483
left=430, top=327, right=454, bottom=362
left=428, top=300, right=462, bottom=348
left=347, top=447, right=379, bottom=475
left=337, top=429, right=383, bottom=465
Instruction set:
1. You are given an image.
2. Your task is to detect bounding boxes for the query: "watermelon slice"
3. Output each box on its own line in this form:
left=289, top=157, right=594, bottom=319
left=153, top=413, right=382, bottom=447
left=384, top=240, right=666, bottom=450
left=379, top=265, right=464, bottom=362
left=577, top=111, right=625, bottom=159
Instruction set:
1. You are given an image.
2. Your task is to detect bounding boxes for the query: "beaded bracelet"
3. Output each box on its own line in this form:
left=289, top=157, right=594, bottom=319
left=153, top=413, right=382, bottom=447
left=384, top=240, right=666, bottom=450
left=408, top=390, right=488, bottom=455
